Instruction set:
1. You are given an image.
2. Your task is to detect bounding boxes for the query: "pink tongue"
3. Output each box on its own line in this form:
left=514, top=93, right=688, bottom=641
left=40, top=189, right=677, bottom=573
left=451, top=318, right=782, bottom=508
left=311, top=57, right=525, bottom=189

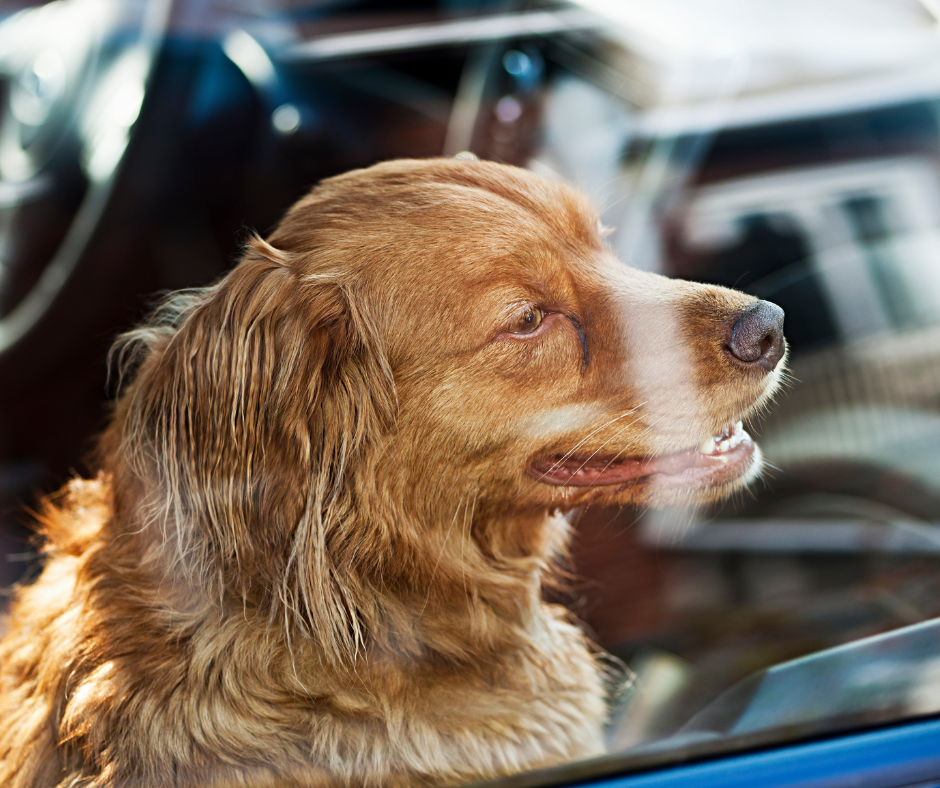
left=529, top=447, right=713, bottom=487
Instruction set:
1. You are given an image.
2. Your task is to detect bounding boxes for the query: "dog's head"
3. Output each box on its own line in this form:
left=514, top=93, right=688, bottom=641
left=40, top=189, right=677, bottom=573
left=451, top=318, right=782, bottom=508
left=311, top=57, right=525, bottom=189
left=259, top=158, right=783, bottom=506
left=105, top=158, right=784, bottom=656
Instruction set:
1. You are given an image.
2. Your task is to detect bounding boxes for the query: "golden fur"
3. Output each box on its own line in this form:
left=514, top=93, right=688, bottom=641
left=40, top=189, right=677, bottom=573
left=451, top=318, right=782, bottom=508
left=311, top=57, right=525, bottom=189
left=0, top=159, right=783, bottom=787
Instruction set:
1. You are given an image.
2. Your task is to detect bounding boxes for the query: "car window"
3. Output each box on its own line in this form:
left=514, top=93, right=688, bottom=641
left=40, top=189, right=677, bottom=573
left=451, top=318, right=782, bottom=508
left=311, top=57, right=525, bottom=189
left=4, top=0, right=940, bottom=785
left=454, top=0, right=940, bottom=774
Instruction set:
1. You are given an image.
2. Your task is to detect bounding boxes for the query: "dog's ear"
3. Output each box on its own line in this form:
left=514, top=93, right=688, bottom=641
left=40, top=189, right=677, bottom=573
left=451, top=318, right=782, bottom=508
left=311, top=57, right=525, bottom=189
left=106, top=236, right=395, bottom=663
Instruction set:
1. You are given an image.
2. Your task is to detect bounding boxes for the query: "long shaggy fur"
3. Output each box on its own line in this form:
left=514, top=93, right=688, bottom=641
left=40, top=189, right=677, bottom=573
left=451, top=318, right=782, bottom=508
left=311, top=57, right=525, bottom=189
left=0, top=158, right=781, bottom=787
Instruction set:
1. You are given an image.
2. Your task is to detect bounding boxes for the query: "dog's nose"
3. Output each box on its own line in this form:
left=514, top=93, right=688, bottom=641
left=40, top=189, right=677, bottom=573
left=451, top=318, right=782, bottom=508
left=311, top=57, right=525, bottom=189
left=727, top=300, right=785, bottom=371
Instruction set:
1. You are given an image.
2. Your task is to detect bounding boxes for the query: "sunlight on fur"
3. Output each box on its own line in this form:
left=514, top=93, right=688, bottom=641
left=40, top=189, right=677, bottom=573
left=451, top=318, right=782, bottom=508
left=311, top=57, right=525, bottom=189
left=0, top=159, right=785, bottom=787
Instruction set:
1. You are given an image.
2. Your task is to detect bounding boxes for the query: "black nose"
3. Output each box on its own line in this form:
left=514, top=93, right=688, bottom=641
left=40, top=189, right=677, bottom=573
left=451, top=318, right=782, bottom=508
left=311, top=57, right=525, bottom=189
left=727, top=300, right=785, bottom=371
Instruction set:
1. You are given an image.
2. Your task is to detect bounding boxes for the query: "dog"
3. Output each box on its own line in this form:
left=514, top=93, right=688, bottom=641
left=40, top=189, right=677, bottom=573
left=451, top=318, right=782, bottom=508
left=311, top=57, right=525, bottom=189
left=0, top=158, right=785, bottom=787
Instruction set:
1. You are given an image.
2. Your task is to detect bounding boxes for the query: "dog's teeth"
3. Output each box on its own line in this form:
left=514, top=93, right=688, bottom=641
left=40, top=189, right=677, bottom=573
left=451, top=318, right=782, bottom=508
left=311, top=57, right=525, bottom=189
left=699, top=422, right=748, bottom=455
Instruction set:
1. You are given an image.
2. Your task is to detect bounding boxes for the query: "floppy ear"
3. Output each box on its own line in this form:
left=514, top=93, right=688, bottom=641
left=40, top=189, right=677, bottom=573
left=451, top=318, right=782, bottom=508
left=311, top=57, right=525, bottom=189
left=106, top=236, right=395, bottom=664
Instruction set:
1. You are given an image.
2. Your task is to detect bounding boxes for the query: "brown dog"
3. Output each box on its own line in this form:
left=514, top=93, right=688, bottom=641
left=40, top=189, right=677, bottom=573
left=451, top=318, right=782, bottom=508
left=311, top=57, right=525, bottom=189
left=0, top=159, right=785, bottom=787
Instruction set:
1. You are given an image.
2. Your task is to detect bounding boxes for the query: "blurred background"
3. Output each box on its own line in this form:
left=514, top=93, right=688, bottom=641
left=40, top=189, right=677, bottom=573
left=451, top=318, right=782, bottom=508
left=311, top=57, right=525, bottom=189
left=6, top=0, right=940, bottom=767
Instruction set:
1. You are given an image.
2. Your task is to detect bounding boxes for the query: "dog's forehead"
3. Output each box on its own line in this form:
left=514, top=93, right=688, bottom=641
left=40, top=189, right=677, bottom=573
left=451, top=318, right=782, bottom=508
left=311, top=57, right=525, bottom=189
left=276, top=159, right=610, bottom=308
left=393, top=206, right=602, bottom=315
left=395, top=168, right=603, bottom=278
left=290, top=159, right=602, bottom=249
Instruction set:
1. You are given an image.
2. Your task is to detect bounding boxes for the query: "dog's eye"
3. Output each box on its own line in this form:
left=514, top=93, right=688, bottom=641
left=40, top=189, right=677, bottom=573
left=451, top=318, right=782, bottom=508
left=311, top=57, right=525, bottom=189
left=508, top=306, right=545, bottom=335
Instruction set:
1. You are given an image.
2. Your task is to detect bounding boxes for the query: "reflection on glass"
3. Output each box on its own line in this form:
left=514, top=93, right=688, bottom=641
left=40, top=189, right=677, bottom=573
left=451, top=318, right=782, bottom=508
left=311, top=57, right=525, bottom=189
left=461, top=1, right=940, bottom=776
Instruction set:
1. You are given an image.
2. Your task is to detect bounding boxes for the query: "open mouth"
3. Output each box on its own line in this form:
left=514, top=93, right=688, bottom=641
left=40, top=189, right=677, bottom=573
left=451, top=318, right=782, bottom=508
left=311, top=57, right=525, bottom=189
left=528, top=421, right=756, bottom=491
